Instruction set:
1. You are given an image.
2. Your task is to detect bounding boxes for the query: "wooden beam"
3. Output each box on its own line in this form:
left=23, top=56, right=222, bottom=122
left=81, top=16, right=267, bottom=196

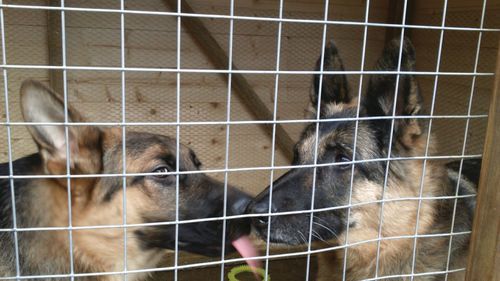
left=385, top=0, right=414, bottom=43
left=465, top=40, right=500, bottom=281
left=47, top=0, right=64, bottom=95
left=162, top=0, right=295, bottom=162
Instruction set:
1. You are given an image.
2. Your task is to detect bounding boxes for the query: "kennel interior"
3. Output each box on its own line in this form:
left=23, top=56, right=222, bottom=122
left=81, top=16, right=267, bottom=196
left=0, top=0, right=498, bottom=280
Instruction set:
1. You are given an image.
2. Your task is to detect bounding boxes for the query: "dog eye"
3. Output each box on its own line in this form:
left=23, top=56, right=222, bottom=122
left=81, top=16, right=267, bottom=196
left=335, top=154, right=351, bottom=165
left=152, top=166, right=170, bottom=178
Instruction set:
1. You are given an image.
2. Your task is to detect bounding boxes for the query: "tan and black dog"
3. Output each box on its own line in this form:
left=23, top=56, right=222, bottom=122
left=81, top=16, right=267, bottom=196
left=0, top=80, right=251, bottom=280
left=248, top=38, right=479, bottom=280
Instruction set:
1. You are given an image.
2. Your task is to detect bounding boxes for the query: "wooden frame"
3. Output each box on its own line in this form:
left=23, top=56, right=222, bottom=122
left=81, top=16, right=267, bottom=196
left=42, top=1, right=499, bottom=278
left=385, top=0, right=415, bottom=42
left=163, top=0, right=295, bottom=162
left=47, top=0, right=64, bottom=94
left=465, top=39, right=500, bottom=281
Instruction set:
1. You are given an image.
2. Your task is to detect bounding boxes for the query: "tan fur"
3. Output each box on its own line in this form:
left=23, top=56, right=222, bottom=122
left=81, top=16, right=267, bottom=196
left=316, top=140, right=468, bottom=280
left=306, top=98, right=359, bottom=119
left=72, top=187, right=166, bottom=280
left=322, top=98, right=358, bottom=117
left=11, top=132, right=170, bottom=280
left=290, top=109, right=469, bottom=280
left=250, top=38, right=476, bottom=281
left=1, top=80, right=252, bottom=280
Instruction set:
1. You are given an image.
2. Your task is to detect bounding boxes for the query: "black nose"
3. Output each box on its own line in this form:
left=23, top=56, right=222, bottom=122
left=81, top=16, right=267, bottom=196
left=226, top=188, right=252, bottom=240
left=229, top=194, right=252, bottom=216
left=248, top=200, right=277, bottom=226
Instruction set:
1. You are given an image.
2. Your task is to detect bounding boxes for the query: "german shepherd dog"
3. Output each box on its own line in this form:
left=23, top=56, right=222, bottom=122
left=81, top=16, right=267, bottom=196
left=0, top=80, right=251, bottom=280
left=248, top=38, right=479, bottom=280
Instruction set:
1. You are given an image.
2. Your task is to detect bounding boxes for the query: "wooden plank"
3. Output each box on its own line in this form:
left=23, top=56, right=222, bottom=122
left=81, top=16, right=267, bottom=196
left=5, top=25, right=49, bottom=65
left=414, top=0, right=500, bottom=12
left=385, top=0, right=403, bottom=43
left=385, top=0, right=415, bottom=42
left=465, top=39, right=500, bottom=281
left=496, top=232, right=500, bottom=281
left=162, top=0, right=295, bottom=162
left=150, top=247, right=317, bottom=281
left=47, top=0, right=64, bottom=94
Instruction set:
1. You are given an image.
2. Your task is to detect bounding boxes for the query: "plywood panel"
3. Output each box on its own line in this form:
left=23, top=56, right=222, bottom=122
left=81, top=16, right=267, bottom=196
left=414, top=0, right=500, bottom=13
left=410, top=1, right=498, bottom=157
left=2, top=0, right=494, bottom=172
left=465, top=38, right=500, bottom=281
left=0, top=0, right=389, bottom=200
left=1, top=0, right=497, bottom=280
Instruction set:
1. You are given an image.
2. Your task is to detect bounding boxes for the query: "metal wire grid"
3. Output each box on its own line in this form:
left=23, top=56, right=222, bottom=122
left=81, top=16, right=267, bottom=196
left=0, top=0, right=497, bottom=280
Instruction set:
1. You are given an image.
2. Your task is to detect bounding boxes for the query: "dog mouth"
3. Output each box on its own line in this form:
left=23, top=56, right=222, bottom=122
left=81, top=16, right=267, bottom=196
left=252, top=226, right=323, bottom=246
left=175, top=234, right=260, bottom=264
left=135, top=216, right=252, bottom=257
left=250, top=213, right=343, bottom=246
left=174, top=240, right=236, bottom=257
left=249, top=213, right=304, bottom=245
left=174, top=234, right=262, bottom=271
left=252, top=226, right=304, bottom=246
left=176, top=219, right=251, bottom=257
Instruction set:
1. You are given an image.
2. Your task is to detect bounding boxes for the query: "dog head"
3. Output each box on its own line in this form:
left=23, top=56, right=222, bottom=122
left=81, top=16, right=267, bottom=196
left=20, top=80, right=251, bottom=257
left=248, top=38, right=433, bottom=245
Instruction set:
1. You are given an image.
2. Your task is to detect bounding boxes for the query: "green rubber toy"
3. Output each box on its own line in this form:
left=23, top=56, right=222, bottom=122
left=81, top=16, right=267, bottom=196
left=227, top=265, right=271, bottom=281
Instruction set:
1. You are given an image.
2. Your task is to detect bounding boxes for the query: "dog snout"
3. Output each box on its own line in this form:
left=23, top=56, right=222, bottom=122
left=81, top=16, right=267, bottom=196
left=247, top=197, right=277, bottom=227
left=228, top=189, right=252, bottom=216
left=226, top=187, right=252, bottom=240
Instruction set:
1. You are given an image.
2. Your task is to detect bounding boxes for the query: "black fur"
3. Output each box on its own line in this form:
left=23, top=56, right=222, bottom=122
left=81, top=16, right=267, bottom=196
left=0, top=154, right=42, bottom=229
left=247, top=37, right=480, bottom=280
left=0, top=80, right=254, bottom=278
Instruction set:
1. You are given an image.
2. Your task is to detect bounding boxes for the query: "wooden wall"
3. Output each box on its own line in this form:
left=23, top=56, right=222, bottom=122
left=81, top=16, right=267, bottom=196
left=0, top=0, right=497, bottom=197
left=0, top=0, right=390, bottom=196
left=411, top=0, right=500, bottom=157
left=0, top=0, right=498, bottom=278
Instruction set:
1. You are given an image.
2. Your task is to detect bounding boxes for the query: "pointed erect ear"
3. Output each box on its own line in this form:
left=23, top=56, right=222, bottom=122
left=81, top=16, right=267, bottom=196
left=366, top=37, right=422, bottom=117
left=20, top=80, right=102, bottom=176
left=21, top=80, right=82, bottom=158
left=365, top=37, right=424, bottom=147
left=310, top=40, right=351, bottom=117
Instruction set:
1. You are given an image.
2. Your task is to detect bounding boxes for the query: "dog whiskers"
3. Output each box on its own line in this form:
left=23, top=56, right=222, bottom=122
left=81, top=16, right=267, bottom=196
left=313, top=218, right=338, bottom=240
left=296, top=230, right=308, bottom=244
left=311, top=229, right=332, bottom=245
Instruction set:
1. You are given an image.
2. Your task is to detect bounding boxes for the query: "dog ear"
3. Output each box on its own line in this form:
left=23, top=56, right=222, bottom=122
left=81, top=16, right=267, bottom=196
left=366, top=37, right=422, bottom=117
left=20, top=80, right=102, bottom=177
left=21, top=80, right=81, bottom=159
left=310, top=40, right=351, bottom=118
left=365, top=37, right=424, bottom=147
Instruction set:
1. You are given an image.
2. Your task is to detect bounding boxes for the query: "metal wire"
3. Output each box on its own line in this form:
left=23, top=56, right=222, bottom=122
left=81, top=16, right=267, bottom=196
left=219, top=0, right=236, bottom=279
left=0, top=153, right=484, bottom=181
left=174, top=0, right=182, bottom=280
left=409, top=0, right=449, bottom=279
left=342, top=0, right=371, bottom=279
left=305, top=1, right=330, bottom=280
left=0, top=192, right=478, bottom=235
left=0, top=3, right=499, bottom=32
left=374, top=0, right=409, bottom=277
left=0, top=113, right=489, bottom=127
left=0, top=65, right=495, bottom=75
left=443, top=1, right=489, bottom=280
left=0, top=1, right=496, bottom=281
left=0, top=230, right=472, bottom=280
left=263, top=0, right=285, bottom=280
left=120, top=0, right=128, bottom=280
left=59, top=1, right=76, bottom=279
left=0, top=0, right=21, bottom=279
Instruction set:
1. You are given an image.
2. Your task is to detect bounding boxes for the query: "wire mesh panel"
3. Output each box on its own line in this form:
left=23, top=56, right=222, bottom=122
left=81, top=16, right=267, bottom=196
left=0, top=0, right=498, bottom=280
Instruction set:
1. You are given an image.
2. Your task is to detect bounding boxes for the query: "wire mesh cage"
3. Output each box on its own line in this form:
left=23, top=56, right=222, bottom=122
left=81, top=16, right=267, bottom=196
left=0, top=0, right=498, bottom=280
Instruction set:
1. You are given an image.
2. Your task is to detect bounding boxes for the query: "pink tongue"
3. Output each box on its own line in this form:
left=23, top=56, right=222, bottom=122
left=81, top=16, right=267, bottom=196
left=232, top=235, right=262, bottom=269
